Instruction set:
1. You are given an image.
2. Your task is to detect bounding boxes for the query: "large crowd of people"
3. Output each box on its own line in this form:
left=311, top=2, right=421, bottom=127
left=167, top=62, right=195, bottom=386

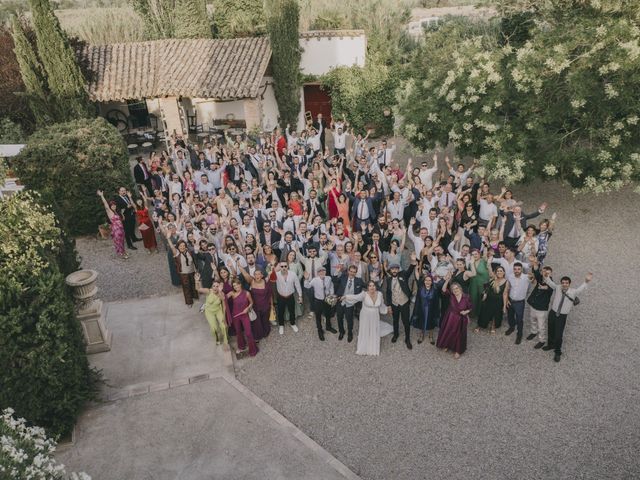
left=98, top=115, right=593, bottom=363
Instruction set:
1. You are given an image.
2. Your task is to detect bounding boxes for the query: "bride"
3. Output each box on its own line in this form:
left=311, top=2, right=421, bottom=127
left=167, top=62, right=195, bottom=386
left=343, top=281, right=393, bottom=356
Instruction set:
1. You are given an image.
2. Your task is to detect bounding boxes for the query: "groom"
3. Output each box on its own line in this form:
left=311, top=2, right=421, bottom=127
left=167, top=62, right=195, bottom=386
left=385, top=261, right=416, bottom=350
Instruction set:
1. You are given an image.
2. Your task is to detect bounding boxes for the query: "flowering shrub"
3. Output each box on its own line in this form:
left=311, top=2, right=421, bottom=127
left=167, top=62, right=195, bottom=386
left=0, top=193, right=98, bottom=439
left=397, top=2, right=640, bottom=192
left=0, top=408, right=90, bottom=480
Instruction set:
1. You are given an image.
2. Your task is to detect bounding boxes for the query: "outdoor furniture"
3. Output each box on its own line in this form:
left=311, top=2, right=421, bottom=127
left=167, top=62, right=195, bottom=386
left=127, top=143, right=139, bottom=154
left=141, top=142, right=153, bottom=151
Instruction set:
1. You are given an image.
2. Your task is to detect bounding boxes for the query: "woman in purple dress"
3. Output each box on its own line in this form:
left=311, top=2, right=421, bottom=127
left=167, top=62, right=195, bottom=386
left=226, top=279, right=258, bottom=356
left=436, top=273, right=473, bottom=359
left=239, top=266, right=272, bottom=340
left=97, top=190, right=128, bottom=259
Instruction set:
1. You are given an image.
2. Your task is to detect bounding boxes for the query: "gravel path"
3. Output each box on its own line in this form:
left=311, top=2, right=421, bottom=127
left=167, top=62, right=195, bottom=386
left=76, top=235, right=179, bottom=302
left=235, top=182, right=640, bottom=480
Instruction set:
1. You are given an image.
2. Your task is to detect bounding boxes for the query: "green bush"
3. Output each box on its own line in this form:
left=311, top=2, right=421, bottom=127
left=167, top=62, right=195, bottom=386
left=0, top=193, right=99, bottom=438
left=12, top=117, right=133, bottom=235
left=321, top=61, right=398, bottom=136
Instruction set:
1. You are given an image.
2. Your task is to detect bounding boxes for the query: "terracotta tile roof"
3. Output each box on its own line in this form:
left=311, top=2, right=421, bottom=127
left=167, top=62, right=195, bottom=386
left=78, top=37, right=272, bottom=102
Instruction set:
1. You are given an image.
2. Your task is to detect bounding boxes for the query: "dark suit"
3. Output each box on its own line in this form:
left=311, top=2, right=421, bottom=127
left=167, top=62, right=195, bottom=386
left=350, top=196, right=378, bottom=231
left=133, top=162, right=154, bottom=197
left=194, top=251, right=215, bottom=288
left=306, top=198, right=326, bottom=220
left=501, top=210, right=541, bottom=247
left=384, top=265, right=415, bottom=343
left=114, top=194, right=137, bottom=247
left=191, top=157, right=211, bottom=171
left=259, top=230, right=282, bottom=249
left=335, top=274, right=364, bottom=336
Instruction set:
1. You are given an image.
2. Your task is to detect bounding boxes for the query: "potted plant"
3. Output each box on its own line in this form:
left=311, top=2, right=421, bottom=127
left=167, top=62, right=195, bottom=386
left=98, top=223, right=111, bottom=239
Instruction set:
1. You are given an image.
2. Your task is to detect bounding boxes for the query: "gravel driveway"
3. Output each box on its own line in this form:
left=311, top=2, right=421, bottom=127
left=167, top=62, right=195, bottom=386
left=235, top=182, right=640, bottom=480
left=76, top=235, right=179, bottom=302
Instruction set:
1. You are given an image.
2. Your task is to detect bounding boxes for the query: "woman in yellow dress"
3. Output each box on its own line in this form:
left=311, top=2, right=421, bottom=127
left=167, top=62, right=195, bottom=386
left=198, top=280, right=229, bottom=346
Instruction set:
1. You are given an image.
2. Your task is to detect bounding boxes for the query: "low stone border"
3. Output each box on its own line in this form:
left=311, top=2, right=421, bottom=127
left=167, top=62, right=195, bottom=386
left=223, top=376, right=361, bottom=480
left=100, top=370, right=360, bottom=479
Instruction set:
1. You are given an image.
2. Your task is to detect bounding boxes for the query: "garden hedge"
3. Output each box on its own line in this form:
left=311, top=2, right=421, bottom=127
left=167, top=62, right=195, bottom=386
left=0, top=193, right=98, bottom=438
left=12, top=117, right=133, bottom=236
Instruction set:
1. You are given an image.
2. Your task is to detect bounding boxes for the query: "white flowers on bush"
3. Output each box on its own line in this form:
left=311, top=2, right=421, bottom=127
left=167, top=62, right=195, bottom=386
left=570, top=98, right=586, bottom=109
left=0, top=408, right=91, bottom=480
left=543, top=164, right=558, bottom=176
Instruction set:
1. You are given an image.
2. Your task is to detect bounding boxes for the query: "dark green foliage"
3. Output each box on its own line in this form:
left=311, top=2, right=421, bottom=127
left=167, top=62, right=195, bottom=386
left=29, top=0, right=92, bottom=121
left=0, top=193, right=98, bottom=438
left=0, top=25, right=36, bottom=133
left=174, top=0, right=211, bottom=39
left=266, top=0, right=301, bottom=129
left=212, top=0, right=265, bottom=38
left=0, top=117, right=25, bottom=144
left=10, top=16, right=54, bottom=127
left=321, top=62, right=398, bottom=136
left=12, top=117, right=134, bottom=236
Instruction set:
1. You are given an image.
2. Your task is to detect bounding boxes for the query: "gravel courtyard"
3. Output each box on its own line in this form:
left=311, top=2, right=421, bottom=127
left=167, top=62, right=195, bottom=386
left=235, top=182, right=640, bottom=480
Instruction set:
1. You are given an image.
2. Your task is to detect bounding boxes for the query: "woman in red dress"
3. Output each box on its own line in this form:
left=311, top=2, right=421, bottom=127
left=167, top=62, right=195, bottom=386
left=226, top=278, right=258, bottom=356
left=325, top=178, right=342, bottom=220
left=436, top=273, right=473, bottom=359
left=136, top=193, right=158, bottom=253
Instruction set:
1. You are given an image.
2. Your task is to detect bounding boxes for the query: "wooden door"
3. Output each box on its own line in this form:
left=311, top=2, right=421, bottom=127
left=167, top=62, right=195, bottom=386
left=303, top=84, right=332, bottom=124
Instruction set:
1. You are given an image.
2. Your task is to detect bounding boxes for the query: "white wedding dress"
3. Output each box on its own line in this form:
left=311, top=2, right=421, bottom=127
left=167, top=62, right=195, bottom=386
left=344, top=291, right=392, bottom=356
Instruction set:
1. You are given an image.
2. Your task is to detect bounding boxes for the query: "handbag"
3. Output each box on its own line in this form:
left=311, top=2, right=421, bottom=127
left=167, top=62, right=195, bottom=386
left=248, top=308, right=257, bottom=321
left=563, top=291, right=580, bottom=306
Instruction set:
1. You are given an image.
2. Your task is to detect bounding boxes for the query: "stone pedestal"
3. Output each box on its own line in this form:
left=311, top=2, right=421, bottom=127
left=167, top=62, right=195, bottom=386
left=65, top=270, right=112, bottom=354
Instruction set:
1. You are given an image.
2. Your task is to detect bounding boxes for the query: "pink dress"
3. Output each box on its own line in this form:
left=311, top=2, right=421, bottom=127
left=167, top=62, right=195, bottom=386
left=110, top=213, right=126, bottom=256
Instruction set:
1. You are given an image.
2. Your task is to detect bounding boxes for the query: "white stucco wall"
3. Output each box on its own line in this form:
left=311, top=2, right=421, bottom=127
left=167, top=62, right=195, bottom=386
left=299, top=34, right=366, bottom=76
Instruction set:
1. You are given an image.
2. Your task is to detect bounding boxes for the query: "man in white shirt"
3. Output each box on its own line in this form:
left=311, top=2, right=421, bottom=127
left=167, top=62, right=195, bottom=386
left=478, top=193, right=498, bottom=230
left=376, top=139, right=395, bottom=168
left=418, top=154, right=439, bottom=190
left=438, top=183, right=456, bottom=209
left=408, top=217, right=429, bottom=257
left=274, top=262, right=303, bottom=335
left=198, top=174, right=215, bottom=198
left=332, top=126, right=348, bottom=155
left=542, top=272, right=592, bottom=362
left=505, top=262, right=530, bottom=344
left=387, top=192, right=406, bottom=221
left=304, top=267, right=337, bottom=341
left=221, top=244, right=247, bottom=276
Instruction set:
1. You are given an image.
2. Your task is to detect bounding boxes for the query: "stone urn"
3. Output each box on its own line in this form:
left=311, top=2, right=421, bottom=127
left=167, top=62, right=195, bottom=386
left=65, top=270, right=112, bottom=354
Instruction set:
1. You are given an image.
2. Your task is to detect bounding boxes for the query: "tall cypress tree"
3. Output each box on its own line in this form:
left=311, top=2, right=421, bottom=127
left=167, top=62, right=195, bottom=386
left=174, top=0, right=211, bottom=39
left=130, top=0, right=177, bottom=39
left=29, top=0, right=91, bottom=120
left=10, top=17, right=53, bottom=126
left=266, top=0, right=301, bottom=128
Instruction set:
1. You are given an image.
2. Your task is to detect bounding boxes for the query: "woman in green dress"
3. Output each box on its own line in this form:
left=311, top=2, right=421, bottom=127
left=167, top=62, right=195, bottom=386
left=198, top=280, right=229, bottom=346
left=468, top=249, right=490, bottom=318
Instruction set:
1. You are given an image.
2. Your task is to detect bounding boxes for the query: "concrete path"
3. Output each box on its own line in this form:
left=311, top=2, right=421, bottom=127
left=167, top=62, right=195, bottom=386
left=57, top=294, right=358, bottom=480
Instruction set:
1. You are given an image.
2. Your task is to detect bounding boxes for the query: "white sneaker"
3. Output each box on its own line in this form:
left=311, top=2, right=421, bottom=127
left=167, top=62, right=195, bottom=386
left=278, top=326, right=284, bottom=335
left=291, top=325, right=299, bottom=333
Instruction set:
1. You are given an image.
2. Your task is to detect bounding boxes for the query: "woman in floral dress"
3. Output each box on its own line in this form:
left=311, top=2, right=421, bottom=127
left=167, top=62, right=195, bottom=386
left=97, top=190, right=128, bottom=259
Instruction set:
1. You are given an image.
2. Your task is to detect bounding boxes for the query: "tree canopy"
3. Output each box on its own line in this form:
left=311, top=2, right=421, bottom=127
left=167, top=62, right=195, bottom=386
left=397, top=0, right=640, bottom=193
